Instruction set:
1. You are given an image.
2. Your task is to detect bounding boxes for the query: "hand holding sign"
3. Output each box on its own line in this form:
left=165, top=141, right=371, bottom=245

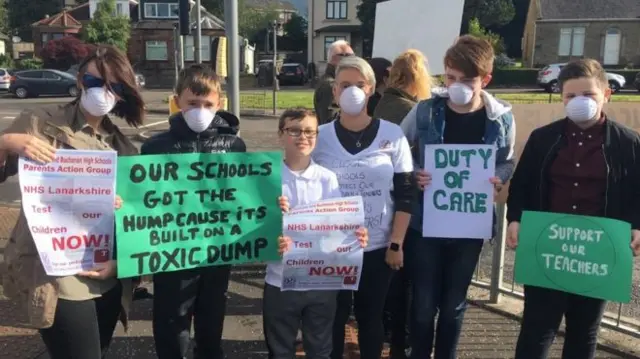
left=278, top=235, right=292, bottom=256
left=77, top=259, right=117, bottom=280
left=279, top=196, right=290, bottom=213
left=631, top=230, right=640, bottom=256
left=114, top=195, right=123, bottom=210
left=355, top=227, right=368, bottom=248
left=416, top=170, right=432, bottom=190
left=507, top=221, right=519, bottom=249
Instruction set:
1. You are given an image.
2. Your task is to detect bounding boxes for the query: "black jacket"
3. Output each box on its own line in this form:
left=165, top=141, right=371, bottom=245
left=506, top=117, right=640, bottom=229
left=141, top=111, right=246, bottom=155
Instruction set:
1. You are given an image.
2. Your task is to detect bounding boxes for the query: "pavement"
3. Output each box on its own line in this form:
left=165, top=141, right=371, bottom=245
left=0, top=97, right=638, bottom=358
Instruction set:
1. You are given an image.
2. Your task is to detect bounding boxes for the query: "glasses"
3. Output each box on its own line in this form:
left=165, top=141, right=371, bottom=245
left=336, top=53, right=354, bottom=57
left=282, top=127, right=318, bottom=138
left=82, top=74, right=124, bottom=96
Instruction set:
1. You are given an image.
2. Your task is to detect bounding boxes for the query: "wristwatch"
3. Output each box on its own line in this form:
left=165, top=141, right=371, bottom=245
left=389, top=243, right=400, bottom=252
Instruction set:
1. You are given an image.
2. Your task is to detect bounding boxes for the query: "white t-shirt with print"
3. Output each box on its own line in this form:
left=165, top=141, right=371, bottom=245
left=264, top=160, right=342, bottom=289
left=312, top=120, right=414, bottom=251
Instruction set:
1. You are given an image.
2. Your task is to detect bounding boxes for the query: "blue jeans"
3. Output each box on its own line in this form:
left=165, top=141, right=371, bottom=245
left=406, top=229, right=483, bottom=359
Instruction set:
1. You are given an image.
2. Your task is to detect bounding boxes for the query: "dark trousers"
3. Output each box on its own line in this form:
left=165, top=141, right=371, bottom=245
left=384, top=264, right=411, bottom=353
left=153, top=265, right=232, bottom=359
left=331, top=247, right=393, bottom=359
left=263, top=284, right=338, bottom=359
left=514, top=285, right=607, bottom=359
left=40, top=282, right=122, bottom=359
left=406, top=230, right=483, bottom=359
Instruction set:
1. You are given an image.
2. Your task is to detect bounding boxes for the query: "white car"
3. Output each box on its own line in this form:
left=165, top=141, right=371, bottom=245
left=537, top=63, right=626, bottom=93
left=0, top=68, right=11, bottom=91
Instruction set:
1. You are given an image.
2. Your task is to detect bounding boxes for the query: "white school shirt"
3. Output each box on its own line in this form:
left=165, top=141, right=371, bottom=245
left=264, top=160, right=342, bottom=289
left=312, top=120, right=414, bottom=251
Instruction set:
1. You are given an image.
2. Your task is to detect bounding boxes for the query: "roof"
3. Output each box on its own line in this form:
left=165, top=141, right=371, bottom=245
left=33, top=11, right=83, bottom=27
left=539, top=0, right=640, bottom=19
left=245, top=0, right=297, bottom=11
left=315, top=24, right=360, bottom=33
left=33, top=1, right=139, bottom=26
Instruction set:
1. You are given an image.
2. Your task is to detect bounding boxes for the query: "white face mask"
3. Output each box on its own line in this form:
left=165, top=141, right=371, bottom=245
left=184, top=108, right=216, bottom=133
left=565, top=96, right=599, bottom=123
left=448, top=82, right=475, bottom=106
left=80, top=87, right=117, bottom=117
left=339, top=86, right=367, bottom=115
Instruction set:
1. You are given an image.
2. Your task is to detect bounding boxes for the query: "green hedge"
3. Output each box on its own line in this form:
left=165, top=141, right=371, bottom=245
left=490, top=68, right=639, bottom=87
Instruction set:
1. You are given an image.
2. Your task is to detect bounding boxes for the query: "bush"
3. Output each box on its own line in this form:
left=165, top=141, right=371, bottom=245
left=491, top=68, right=539, bottom=87
left=468, top=18, right=505, bottom=55
left=16, top=58, right=43, bottom=70
left=0, top=54, right=13, bottom=68
left=41, top=36, right=95, bottom=70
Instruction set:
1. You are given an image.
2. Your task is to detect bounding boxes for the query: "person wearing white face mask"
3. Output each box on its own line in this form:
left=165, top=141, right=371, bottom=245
left=311, top=56, right=416, bottom=359
left=140, top=65, right=246, bottom=359
left=0, top=45, right=144, bottom=359
left=506, top=59, right=640, bottom=359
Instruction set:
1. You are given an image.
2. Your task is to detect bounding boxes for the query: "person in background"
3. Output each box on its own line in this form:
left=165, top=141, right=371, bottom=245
left=375, top=48, right=433, bottom=359
left=143, top=65, right=246, bottom=359
left=312, top=56, right=415, bottom=359
left=0, top=45, right=144, bottom=359
left=506, top=59, right=640, bottom=359
left=366, top=57, right=392, bottom=116
left=400, top=35, right=516, bottom=359
left=314, top=40, right=354, bottom=124
left=374, top=49, right=433, bottom=126
left=264, top=108, right=369, bottom=359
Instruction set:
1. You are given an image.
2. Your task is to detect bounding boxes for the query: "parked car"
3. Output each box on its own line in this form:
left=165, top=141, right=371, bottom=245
left=633, top=72, right=640, bottom=92
left=278, top=63, right=307, bottom=85
left=537, top=63, right=626, bottom=93
left=9, top=69, right=79, bottom=98
left=0, top=68, right=13, bottom=91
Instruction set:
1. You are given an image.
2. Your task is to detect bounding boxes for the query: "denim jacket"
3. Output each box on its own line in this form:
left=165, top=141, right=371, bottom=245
left=400, top=88, right=516, bottom=233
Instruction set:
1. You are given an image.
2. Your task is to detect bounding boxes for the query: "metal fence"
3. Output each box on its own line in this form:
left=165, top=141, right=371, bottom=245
left=474, top=203, right=640, bottom=338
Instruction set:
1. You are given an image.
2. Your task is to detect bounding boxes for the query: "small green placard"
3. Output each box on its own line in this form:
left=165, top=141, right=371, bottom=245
left=515, top=211, right=633, bottom=302
left=115, top=151, right=283, bottom=278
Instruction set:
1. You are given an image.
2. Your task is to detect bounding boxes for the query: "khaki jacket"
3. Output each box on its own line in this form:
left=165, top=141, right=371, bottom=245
left=373, top=87, right=418, bottom=125
left=0, top=101, right=138, bottom=329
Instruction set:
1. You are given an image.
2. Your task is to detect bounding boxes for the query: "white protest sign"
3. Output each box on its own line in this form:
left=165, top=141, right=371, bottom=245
left=281, top=196, right=365, bottom=291
left=372, top=0, right=464, bottom=75
left=422, top=144, right=495, bottom=239
left=19, top=149, right=117, bottom=276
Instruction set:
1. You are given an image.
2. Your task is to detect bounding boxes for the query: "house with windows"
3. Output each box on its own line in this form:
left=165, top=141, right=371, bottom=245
left=32, top=0, right=228, bottom=86
left=522, top=0, right=640, bottom=67
left=246, top=0, right=298, bottom=24
left=307, top=0, right=363, bottom=67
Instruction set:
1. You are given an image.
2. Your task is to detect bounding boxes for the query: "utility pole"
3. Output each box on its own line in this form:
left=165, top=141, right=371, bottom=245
left=194, top=0, right=202, bottom=64
left=178, top=0, right=190, bottom=72
left=271, top=20, right=280, bottom=115
left=224, top=0, right=240, bottom=117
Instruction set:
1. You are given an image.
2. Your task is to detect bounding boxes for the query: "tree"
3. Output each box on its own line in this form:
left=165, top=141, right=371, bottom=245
left=467, top=18, right=505, bottom=55
left=238, top=0, right=280, bottom=39
left=0, top=0, right=8, bottom=35
left=41, top=36, right=95, bottom=70
left=202, top=0, right=224, bottom=18
left=7, top=0, right=62, bottom=41
left=283, top=13, right=307, bottom=51
left=462, top=0, right=515, bottom=31
left=83, top=0, right=131, bottom=52
left=356, top=0, right=386, bottom=58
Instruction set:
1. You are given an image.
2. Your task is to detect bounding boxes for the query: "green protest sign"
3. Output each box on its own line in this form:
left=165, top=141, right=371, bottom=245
left=115, top=152, right=283, bottom=278
left=515, top=211, right=633, bottom=302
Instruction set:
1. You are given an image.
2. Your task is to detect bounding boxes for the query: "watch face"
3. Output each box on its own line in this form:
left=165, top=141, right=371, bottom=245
left=390, top=243, right=400, bottom=251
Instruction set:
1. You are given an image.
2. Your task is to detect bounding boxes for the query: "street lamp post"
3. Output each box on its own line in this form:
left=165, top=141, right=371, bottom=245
left=271, top=20, right=281, bottom=115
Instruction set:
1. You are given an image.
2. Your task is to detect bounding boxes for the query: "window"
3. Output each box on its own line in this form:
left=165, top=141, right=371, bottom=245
left=324, top=36, right=347, bottom=60
left=145, top=41, right=168, bottom=61
left=41, top=33, right=64, bottom=45
left=144, top=2, right=179, bottom=18
left=19, top=71, right=43, bottom=79
left=185, top=35, right=211, bottom=62
left=115, top=3, right=124, bottom=16
left=326, top=0, right=347, bottom=19
left=558, top=27, right=585, bottom=56
left=43, top=71, right=61, bottom=80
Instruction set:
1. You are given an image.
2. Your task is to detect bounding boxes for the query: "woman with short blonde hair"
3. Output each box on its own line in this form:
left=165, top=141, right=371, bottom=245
left=374, top=49, right=432, bottom=125
left=312, top=55, right=415, bottom=359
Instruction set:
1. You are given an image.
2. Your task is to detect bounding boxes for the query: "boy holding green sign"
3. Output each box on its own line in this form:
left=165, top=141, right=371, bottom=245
left=141, top=65, right=246, bottom=359
left=506, top=59, right=640, bottom=359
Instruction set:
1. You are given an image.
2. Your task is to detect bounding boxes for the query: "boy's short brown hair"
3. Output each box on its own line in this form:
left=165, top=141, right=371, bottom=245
left=278, top=108, right=317, bottom=131
left=558, top=59, right=608, bottom=90
left=444, top=35, right=495, bottom=78
left=175, top=64, right=222, bottom=96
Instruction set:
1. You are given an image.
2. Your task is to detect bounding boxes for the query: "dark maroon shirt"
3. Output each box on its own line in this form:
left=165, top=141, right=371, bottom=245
left=548, top=119, right=607, bottom=216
